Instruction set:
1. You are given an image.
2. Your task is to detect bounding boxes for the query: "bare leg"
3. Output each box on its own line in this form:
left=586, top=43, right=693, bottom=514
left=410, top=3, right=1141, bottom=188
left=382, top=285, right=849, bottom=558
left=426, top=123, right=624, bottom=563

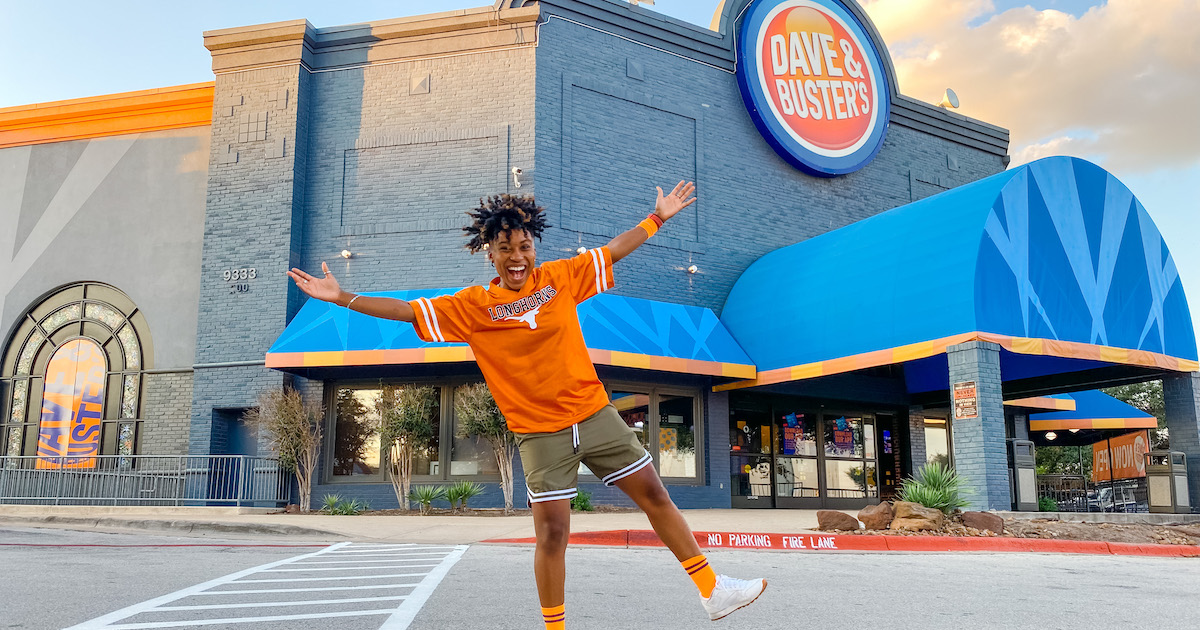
left=531, top=499, right=572, bottom=607
left=614, top=465, right=701, bottom=561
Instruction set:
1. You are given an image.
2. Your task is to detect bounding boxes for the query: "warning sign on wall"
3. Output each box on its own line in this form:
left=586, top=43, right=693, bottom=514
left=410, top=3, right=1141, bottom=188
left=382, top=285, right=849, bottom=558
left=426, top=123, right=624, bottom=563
left=953, top=381, right=978, bottom=419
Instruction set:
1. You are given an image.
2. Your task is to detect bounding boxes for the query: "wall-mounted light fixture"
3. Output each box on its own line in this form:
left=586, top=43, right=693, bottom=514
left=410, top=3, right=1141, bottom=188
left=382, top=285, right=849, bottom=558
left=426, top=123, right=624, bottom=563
left=1045, top=431, right=1058, bottom=441
left=687, top=264, right=699, bottom=274
left=341, top=250, right=353, bottom=259
left=512, top=167, right=524, bottom=189
left=577, top=247, right=587, bottom=255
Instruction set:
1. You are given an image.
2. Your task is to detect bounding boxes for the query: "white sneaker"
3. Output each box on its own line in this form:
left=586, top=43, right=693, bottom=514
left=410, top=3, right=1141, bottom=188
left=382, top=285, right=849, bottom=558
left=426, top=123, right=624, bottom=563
left=701, top=575, right=767, bottom=621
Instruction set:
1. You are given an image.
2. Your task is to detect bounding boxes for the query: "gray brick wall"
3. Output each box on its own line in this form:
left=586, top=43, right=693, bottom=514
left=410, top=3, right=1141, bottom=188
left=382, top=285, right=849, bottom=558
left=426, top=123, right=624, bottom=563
left=907, top=406, right=927, bottom=470
left=189, top=63, right=309, bottom=454
left=533, top=18, right=1005, bottom=313
left=946, top=341, right=1010, bottom=510
left=300, top=49, right=535, bottom=293
left=141, top=371, right=194, bottom=456
left=1163, top=372, right=1200, bottom=507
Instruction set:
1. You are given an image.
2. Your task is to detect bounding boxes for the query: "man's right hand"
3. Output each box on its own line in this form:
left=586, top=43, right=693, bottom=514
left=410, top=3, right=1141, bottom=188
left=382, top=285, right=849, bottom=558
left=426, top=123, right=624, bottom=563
left=287, top=261, right=347, bottom=305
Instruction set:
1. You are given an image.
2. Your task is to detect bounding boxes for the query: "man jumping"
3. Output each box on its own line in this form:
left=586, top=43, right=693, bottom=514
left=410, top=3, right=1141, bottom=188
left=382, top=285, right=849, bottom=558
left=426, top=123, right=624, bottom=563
left=288, top=182, right=766, bottom=627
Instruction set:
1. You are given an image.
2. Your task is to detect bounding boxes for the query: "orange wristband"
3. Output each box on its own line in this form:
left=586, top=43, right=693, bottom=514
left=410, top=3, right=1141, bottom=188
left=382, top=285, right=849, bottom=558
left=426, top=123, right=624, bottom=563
left=638, top=214, right=664, bottom=237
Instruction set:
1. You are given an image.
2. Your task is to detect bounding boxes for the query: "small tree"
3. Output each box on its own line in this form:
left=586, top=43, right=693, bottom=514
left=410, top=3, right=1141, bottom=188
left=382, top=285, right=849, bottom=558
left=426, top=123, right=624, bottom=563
left=454, top=382, right=516, bottom=514
left=378, top=385, right=438, bottom=512
left=243, top=387, right=323, bottom=513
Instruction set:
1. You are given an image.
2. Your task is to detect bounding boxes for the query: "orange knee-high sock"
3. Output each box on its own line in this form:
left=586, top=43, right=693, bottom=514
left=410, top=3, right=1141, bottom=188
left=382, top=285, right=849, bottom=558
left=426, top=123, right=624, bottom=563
left=542, top=604, right=565, bottom=629
left=682, top=554, right=717, bottom=598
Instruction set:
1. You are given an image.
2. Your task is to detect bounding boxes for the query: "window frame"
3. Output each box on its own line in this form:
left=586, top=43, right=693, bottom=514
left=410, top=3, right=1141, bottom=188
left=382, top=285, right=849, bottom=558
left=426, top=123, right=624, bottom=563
left=577, top=382, right=705, bottom=486
left=323, top=378, right=504, bottom=484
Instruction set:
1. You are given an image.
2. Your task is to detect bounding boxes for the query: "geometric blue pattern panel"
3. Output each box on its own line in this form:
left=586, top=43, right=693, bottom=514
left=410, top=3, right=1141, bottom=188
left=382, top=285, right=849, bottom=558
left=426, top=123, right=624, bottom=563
left=269, top=288, right=753, bottom=367
left=976, top=157, right=1196, bottom=360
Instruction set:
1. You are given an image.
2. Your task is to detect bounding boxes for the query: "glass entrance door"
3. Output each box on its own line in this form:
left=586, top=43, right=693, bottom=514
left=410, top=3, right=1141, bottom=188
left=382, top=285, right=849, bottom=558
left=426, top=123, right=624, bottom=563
left=773, top=411, right=820, bottom=508
left=729, top=406, right=774, bottom=508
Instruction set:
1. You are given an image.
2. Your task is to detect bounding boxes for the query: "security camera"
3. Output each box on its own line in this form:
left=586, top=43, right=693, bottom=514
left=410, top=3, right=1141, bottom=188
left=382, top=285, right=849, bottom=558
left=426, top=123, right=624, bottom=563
left=512, top=167, right=523, bottom=175
left=511, top=167, right=524, bottom=188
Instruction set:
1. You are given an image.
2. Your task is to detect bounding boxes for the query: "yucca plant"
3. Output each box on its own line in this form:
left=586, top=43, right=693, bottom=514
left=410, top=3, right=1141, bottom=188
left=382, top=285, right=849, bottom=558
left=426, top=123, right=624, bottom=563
left=320, top=493, right=343, bottom=513
left=446, top=481, right=485, bottom=512
left=898, top=461, right=970, bottom=514
left=409, top=485, right=447, bottom=515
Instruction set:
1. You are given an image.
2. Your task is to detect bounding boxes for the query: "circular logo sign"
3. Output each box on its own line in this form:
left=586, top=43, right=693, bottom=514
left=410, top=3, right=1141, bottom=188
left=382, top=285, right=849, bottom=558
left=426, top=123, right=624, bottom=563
left=736, top=0, right=891, bottom=177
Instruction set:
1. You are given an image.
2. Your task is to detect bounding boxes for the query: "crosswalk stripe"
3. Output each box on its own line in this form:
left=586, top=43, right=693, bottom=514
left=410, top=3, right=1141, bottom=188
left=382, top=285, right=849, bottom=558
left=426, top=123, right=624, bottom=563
left=154, top=595, right=407, bottom=611
left=194, top=583, right=419, bottom=595
left=100, top=608, right=401, bottom=629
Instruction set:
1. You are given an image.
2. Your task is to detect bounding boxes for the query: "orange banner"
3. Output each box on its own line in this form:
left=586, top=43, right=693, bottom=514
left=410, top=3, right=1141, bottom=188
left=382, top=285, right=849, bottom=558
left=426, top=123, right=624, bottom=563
left=36, top=339, right=106, bottom=468
left=1092, top=430, right=1150, bottom=482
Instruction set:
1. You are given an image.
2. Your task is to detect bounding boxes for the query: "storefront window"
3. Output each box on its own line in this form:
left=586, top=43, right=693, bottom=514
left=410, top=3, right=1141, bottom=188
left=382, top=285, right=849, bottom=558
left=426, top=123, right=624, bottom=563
left=450, top=433, right=499, bottom=476
left=778, top=412, right=817, bottom=456
left=824, top=416, right=864, bottom=458
left=332, top=388, right=381, bottom=477
left=825, top=459, right=877, bottom=498
left=775, top=457, right=818, bottom=498
left=614, top=391, right=650, bottom=452
left=657, top=394, right=695, bottom=478
left=925, top=418, right=951, bottom=467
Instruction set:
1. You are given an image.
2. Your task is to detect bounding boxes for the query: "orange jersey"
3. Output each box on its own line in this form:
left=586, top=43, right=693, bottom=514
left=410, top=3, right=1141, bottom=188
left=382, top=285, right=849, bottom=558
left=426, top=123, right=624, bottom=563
left=408, top=247, right=616, bottom=434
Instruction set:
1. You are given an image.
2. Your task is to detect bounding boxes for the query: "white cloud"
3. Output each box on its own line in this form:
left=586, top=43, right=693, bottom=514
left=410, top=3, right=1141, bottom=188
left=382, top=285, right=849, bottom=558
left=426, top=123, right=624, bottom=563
left=861, top=0, right=1200, bottom=172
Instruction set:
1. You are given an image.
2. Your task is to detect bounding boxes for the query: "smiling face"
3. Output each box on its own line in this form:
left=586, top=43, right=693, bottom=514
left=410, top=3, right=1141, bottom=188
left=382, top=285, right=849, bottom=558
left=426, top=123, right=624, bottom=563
left=490, top=229, right=537, bottom=291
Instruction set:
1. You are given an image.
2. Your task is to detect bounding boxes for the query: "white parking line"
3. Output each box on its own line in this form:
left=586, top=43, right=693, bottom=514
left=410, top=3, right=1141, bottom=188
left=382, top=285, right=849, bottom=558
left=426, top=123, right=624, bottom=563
left=66, top=542, right=468, bottom=630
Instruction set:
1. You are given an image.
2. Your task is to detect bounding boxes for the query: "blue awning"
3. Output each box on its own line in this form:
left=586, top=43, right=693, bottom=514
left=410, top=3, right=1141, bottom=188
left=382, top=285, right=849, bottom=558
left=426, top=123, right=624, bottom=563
left=267, top=290, right=755, bottom=379
left=719, top=156, right=1197, bottom=390
left=1029, top=390, right=1157, bottom=431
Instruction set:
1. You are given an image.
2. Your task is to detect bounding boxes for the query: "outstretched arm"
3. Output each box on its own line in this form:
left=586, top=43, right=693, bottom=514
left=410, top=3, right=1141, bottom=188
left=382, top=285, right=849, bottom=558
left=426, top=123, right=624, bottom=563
left=606, top=181, right=696, bottom=263
left=287, top=262, right=416, bottom=322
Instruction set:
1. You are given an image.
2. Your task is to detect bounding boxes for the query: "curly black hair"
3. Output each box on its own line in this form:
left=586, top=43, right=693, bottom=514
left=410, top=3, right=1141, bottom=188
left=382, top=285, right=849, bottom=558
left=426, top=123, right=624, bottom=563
left=463, top=194, right=550, bottom=254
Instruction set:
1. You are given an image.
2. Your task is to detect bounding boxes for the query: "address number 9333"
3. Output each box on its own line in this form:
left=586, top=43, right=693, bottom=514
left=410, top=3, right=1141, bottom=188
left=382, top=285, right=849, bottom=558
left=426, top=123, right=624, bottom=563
left=222, top=268, right=257, bottom=282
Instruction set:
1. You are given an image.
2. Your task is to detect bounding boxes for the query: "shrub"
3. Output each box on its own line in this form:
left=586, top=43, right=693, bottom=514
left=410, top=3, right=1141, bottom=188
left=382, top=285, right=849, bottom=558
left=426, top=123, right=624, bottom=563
left=319, top=494, right=368, bottom=515
left=446, top=481, right=485, bottom=511
left=898, top=462, right=970, bottom=514
left=571, top=489, right=593, bottom=512
left=1038, top=496, right=1059, bottom=512
left=409, top=485, right=448, bottom=515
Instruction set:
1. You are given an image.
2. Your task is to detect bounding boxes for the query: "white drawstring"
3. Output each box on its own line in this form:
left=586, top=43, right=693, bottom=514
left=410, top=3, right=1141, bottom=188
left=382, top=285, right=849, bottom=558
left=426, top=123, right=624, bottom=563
left=572, top=424, right=580, bottom=454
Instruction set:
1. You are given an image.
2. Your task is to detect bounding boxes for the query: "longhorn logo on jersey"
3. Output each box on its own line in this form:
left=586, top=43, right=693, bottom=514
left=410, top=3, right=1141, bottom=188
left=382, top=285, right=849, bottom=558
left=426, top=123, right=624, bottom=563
left=488, top=285, right=557, bottom=329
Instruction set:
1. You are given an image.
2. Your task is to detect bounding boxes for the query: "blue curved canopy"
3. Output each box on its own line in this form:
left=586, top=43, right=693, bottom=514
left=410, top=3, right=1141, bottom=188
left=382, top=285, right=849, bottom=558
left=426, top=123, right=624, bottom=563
left=721, top=156, right=1196, bottom=383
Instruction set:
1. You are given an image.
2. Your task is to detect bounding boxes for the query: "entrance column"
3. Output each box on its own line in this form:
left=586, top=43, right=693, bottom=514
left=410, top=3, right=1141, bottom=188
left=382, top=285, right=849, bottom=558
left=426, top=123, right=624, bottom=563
left=946, top=341, right=1009, bottom=510
left=908, top=406, right=927, bottom=472
left=1163, top=372, right=1200, bottom=507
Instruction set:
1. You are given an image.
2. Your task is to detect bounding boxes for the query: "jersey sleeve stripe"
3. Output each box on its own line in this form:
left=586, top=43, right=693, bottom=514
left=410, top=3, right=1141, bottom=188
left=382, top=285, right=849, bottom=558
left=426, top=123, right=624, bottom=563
left=597, top=247, right=609, bottom=292
left=414, top=298, right=444, bottom=343
left=422, top=297, right=448, bottom=343
left=588, top=248, right=603, bottom=294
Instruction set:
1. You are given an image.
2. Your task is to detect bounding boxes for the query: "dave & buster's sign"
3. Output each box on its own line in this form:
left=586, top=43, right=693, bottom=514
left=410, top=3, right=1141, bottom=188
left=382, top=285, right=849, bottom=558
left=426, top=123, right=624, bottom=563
left=736, top=0, right=891, bottom=177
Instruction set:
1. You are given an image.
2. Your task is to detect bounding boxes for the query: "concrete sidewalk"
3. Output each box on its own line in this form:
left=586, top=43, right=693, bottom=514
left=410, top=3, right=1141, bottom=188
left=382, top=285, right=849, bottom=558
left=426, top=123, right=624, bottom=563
left=0, top=505, right=824, bottom=544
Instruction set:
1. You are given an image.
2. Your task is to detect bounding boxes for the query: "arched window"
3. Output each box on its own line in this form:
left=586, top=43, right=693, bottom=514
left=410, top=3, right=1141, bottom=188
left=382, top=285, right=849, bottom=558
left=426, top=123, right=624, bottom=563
left=2, top=283, right=152, bottom=465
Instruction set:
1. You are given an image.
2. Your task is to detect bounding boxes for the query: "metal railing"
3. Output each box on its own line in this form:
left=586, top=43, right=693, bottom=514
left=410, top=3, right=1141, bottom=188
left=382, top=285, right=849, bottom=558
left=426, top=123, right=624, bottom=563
left=1037, top=474, right=1149, bottom=513
left=0, top=455, right=292, bottom=507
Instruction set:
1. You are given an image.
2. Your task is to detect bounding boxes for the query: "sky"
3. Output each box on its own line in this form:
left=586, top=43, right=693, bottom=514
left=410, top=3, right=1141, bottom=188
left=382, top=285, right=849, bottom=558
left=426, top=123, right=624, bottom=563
left=2, top=0, right=1197, bottom=336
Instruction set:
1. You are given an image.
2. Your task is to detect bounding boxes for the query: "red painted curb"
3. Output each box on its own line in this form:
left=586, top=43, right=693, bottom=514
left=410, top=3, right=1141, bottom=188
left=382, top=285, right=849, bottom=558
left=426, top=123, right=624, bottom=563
left=480, top=529, right=1200, bottom=558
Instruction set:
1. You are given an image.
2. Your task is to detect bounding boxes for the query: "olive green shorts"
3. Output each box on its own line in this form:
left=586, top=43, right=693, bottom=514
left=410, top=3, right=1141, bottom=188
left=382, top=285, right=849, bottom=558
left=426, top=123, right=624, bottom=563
left=515, top=404, right=651, bottom=504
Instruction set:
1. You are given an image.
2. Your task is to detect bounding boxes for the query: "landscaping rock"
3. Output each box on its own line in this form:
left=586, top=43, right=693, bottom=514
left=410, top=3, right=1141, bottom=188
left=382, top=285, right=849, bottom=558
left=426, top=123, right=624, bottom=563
left=816, top=510, right=862, bottom=531
left=890, top=501, right=945, bottom=531
left=858, top=502, right=893, bottom=530
left=962, top=511, right=1004, bottom=534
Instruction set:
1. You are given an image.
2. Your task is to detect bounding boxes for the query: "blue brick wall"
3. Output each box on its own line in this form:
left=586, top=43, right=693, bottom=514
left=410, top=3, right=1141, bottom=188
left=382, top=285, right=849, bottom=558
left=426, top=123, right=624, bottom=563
left=946, top=341, right=1010, bottom=510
